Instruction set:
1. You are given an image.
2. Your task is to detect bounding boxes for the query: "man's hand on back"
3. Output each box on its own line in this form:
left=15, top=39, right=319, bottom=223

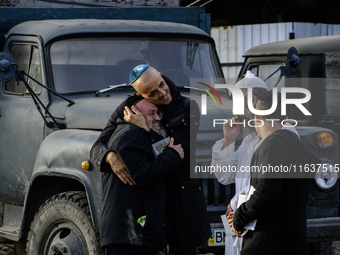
left=106, top=151, right=135, bottom=185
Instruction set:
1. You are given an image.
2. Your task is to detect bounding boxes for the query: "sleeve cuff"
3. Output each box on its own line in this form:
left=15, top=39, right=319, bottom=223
left=98, top=148, right=113, bottom=172
left=212, top=138, right=236, bottom=161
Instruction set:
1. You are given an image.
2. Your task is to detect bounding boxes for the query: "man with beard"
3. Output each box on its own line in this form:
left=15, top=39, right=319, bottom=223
left=100, top=95, right=184, bottom=255
left=210, top=71, right=299, bottom=255
left=91, top=65, right=210, bottom=254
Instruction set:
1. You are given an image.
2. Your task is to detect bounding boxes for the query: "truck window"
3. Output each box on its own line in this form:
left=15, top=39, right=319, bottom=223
left=5, top=44, right=42, bottom=96
left=50, top=37, right=222, bottom=94
left=325, top=52, right=340, bottom=114
left=247, top=63, right=286, bottom=90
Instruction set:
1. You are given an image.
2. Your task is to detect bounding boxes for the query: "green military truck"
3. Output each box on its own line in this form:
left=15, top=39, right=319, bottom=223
left=236, top=35, right=340, bottom=254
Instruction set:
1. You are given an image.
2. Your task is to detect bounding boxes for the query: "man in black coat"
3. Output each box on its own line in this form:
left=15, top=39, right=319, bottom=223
left=232, top=91, right=318, bottom=255
left=90, top=65, right=211, bottom=254
left=100, top=96, right=184, bottom=254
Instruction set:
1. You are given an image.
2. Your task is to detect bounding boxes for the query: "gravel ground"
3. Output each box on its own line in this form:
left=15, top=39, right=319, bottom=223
left=2, top=241, right=340, bottom=255
left=0, top=244, right=215, bottom=255
left=0, top=244, right=15, bottom=255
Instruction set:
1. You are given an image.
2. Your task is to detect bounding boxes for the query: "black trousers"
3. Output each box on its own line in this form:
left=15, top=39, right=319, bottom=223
left=103, top=244, right=158, bottom=255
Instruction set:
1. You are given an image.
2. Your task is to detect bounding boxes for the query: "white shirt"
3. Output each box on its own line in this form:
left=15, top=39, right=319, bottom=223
left=212, top=133, right=260, bottom=211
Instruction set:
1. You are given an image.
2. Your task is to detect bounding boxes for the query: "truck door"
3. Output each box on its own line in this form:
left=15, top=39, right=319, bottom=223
left=0, top=41, right=46, bottom=204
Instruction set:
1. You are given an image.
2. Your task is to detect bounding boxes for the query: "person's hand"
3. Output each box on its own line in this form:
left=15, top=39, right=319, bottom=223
left=232, top=223, right=242, bottom=237
left=226, top=203, right=234, bottom=227
left=226, top=203, right=233, bottom=216
left=106, top=151, right=135, bottom=185
left=124, top=106, right=149, bottom=131
left=229, top=209, right=241, bottom=237
left=227, top=211, right=235, bottom=228
left=168, top=137, right=184, bottom=159
left=222, top=116, right=242, bottom=149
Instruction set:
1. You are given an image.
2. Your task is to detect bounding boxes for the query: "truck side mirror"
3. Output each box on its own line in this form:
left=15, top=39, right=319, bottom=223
left=0, top=52, right=16, bottom=82
left=281, top=47, right=301, bottom=77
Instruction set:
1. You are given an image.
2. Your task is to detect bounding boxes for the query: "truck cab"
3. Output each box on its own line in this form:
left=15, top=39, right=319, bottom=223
left=238, top=35, right=340, bottom=252
left=0, top=19, right=226, bottom=254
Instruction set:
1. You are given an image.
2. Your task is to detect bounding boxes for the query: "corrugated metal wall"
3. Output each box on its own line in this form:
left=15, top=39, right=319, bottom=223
left=211, top=22, right=340, bottom=82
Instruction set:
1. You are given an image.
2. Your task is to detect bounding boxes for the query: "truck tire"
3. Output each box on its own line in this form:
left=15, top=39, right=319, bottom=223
left=26, top=191, right=101, bottom=255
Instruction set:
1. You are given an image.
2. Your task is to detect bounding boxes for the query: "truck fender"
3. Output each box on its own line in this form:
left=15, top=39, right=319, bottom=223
left=20, top=129, right=102, bottom=240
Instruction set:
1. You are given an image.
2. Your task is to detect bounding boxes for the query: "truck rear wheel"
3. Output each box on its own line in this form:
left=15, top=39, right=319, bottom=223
left=26, top=191, right=100, bottom=255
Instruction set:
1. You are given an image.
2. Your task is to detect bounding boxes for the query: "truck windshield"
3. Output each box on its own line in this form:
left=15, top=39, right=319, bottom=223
left=50, top=37, right=223, bottom=94
left=247, top=62, right=286, bottom=90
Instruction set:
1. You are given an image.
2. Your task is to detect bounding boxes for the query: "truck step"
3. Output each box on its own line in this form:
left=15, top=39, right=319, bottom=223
left=0, top=204, right=22, bottom=242
left=0, top=227, right=19, bottom=242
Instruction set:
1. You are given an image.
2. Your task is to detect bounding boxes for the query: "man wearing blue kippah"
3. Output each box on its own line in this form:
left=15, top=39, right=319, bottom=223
left=90, top=65, right=211, bottom=254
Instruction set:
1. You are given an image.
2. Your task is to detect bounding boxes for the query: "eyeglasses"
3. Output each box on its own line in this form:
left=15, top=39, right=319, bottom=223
left=144, top=110, right=163, bottom=119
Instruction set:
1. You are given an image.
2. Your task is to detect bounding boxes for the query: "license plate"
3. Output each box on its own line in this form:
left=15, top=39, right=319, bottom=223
left=208, top=229, right=226, bottom=246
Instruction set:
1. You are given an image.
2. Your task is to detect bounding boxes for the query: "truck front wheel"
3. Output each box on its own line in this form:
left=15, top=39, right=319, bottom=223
left=26, top=191, right=100, bottom=255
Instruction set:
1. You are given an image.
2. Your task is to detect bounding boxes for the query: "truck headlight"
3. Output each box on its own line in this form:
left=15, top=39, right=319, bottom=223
left=315, top=162, right=337, bottom=189
left=317, top=132, right=334, bottom=148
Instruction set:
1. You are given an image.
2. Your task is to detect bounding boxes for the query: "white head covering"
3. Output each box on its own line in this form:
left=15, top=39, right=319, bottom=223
left=235, top=70, right=268, bottom=89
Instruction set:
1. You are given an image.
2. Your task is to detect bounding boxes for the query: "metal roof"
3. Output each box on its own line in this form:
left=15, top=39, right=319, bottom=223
left=244, top=34, right=340, bottom=57
left=5, top=19, right=209, bottom=46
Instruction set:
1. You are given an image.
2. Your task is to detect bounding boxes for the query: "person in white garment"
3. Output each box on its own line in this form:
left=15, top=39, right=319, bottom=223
left=211, top=71, right=299, bottom=255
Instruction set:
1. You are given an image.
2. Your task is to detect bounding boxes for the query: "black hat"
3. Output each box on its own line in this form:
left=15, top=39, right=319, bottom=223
left=125, top=94, right=144, bottom=109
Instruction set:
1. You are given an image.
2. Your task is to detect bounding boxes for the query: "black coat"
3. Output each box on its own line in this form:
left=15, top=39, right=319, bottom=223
left=233, top=130, right=317, bottom=255
left=100, top=120, right=182, bottom=250
left=90, top=76, right=211, bottom=252
left=159, top=77, right=211, bottom=253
